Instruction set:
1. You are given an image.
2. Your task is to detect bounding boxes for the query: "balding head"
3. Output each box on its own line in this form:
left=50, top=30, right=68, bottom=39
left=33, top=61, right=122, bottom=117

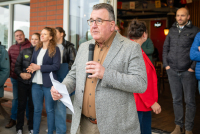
left=176, top=7, right=190, bottom=26
left=177, top=8, right=189, bottom=15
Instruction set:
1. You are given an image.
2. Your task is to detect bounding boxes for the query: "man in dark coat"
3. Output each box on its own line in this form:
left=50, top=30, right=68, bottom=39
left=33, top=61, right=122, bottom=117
left=163, top=8, right=200, bottom=134
left=6, top=30, right=31, bottom=128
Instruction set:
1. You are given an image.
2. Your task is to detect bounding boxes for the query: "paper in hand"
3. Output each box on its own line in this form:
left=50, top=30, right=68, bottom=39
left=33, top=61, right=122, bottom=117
left=50, top=72, right=74, bottom=113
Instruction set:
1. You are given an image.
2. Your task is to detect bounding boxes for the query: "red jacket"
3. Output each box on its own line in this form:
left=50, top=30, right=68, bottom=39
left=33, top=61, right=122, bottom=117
left=8, top=39, right=31, bottom=79
left=133, top=49, right=158, bottom=111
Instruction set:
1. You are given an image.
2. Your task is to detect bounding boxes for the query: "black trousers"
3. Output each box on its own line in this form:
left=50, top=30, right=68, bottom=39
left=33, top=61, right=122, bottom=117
left=167, top=69, right=196, bottom=131
left=16, top=81, right=34, bottom=131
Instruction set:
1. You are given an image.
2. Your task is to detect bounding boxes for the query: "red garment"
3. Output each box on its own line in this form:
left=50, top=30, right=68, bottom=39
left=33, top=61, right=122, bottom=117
left=134, top=49, right=158, bottom=111
left=8, top=39, right=31, bottom=79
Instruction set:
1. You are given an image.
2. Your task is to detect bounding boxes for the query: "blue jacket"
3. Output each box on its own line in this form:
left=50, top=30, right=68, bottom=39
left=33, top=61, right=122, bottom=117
left=31, top=47, right=60, bottom=87
left=190, top=32, right=200, bottom=80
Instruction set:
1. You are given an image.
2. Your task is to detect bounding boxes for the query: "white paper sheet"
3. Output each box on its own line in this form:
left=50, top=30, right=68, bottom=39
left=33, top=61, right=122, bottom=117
left=50, top=72, right=74, bottom=113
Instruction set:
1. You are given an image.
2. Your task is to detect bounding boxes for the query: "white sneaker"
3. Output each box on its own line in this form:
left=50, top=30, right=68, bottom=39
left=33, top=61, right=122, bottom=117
left=29, top=130, right=33, bottom=134
left=17, top=129, right=22, bottom=134
left=46, top=129, right=48, bottom=132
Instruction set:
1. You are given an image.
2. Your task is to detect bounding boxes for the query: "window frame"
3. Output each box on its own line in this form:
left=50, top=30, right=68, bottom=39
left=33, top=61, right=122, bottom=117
left=0, top=0, right=30, bottom=50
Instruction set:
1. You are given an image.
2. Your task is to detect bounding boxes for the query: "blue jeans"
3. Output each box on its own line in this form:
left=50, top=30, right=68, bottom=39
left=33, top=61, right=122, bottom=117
left=54, top=63, right=69, bottom=134
left=32, top=83, right=55, bottom=134
left=10, top=78, right=29, bottom=120
left=10, top=78, right=18, bottom=120
left=54, top=101, right=66, bottom=134
left=167, top=69, right=196, bottom=131
left=137, top=111, right=152, bottom=134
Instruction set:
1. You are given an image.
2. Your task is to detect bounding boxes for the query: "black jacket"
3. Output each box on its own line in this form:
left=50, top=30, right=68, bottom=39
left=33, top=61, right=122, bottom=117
left=62, top=40, right=76, bottom=70
left=15, top=46, right=34, bottom=84
left=163, top=21, right=200, bottom=71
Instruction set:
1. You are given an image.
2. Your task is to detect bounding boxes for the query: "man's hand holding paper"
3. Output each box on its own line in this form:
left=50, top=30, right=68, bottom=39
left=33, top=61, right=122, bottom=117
left=51, top=86, right=63, bottom=100
left=50, top=72, right=74, bottom=113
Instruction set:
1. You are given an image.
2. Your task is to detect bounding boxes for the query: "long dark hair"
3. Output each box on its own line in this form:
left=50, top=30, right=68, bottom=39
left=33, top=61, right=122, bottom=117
left=127, top=19, right=147, bottom=40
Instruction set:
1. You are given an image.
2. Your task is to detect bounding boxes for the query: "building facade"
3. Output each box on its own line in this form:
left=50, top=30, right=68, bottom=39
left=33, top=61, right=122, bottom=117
left=0, top=0, right=117, bottom=50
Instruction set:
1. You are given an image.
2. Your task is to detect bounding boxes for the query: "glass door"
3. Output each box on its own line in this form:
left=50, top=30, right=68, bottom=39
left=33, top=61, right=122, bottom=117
left=12, top=3, right=30, bottom=44
left=69, top=0, right=99, bottom=50
left=68, top=0, right=117, bottom=50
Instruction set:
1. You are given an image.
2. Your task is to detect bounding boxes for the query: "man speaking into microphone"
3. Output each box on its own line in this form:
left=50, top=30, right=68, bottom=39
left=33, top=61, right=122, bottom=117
left=51, top=3, right=147, bottom=134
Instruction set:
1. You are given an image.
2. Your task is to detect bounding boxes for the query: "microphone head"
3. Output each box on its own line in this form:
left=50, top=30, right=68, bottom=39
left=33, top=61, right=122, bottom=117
left=89, top=44, right=95, bottom=51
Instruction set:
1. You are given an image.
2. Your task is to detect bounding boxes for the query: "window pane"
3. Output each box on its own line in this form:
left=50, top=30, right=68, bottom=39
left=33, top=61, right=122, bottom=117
left=69, top=0, right=99, bottom=50
left=0, top=5, right=9, bottom=49
left=13, top=3, right=30, bottom=44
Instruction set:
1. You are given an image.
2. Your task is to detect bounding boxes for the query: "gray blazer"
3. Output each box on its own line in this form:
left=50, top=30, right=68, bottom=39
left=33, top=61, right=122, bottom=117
left=62, top=33, right=147, bottom=134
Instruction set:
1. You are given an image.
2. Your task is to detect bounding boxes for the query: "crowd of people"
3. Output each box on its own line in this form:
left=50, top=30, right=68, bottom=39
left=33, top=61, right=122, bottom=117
left=0, top=3, right=200, bottom=134
left=1, top=26, right=76, bottom=134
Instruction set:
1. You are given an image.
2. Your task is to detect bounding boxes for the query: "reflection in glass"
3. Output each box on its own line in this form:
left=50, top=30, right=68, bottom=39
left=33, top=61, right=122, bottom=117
left=69, top=0, right=99, bottom=50
left=13, top=3, right=30, bottom=44
left=0, top=6, right=9, bottom=48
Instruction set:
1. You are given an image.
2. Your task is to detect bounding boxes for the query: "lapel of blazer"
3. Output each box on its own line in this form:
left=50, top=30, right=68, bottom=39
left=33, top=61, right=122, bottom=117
left=103, top=32, right=124, bottom=68
left=96, top=32, right=124, bottom=85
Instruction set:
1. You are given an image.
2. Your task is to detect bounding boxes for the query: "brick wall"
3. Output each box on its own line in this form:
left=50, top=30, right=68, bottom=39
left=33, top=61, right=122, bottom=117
left=29, top=0, right=64, bottom=39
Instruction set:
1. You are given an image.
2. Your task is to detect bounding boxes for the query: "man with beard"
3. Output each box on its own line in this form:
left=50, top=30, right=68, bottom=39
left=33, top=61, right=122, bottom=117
left=163, top=8, right=200, bottom=134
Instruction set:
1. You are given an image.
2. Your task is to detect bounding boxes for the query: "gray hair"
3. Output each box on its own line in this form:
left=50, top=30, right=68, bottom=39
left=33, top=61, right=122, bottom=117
left=93, top=3, right=115, bottom=21
left=14, top=29, right=24, bottom=35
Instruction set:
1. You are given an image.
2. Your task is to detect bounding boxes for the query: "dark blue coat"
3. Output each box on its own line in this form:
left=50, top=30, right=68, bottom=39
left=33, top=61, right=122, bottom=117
left=31, top=47, right=60, bottom=87
left=190, top=32, right=200, bottom=80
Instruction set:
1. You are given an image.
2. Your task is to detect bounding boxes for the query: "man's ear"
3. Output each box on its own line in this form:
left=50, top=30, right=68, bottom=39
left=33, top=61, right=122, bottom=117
left=110, top=21, right=115, bottom=32
left=187, top=15, right=190, bottom=20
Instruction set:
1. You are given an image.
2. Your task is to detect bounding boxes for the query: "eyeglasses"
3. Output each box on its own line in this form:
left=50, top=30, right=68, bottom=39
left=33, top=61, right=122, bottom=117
left=87, top=19, right=112, bottom=26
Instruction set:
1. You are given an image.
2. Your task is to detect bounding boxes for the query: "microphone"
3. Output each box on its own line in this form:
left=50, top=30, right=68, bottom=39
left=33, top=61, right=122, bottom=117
left=87, top=44, right=95, bottom=78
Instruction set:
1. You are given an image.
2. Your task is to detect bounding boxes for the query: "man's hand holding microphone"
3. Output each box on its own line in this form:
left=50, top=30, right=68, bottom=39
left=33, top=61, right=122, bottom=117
left=51, top=44, right=105, bottom=100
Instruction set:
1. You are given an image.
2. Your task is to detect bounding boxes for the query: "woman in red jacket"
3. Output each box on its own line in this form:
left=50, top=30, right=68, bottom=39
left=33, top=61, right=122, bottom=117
left=128, top=19, right=161, bottom=134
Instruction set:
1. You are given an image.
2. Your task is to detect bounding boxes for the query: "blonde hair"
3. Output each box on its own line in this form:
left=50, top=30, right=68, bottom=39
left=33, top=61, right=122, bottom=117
left=35, top=27, right=57, bottom=58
